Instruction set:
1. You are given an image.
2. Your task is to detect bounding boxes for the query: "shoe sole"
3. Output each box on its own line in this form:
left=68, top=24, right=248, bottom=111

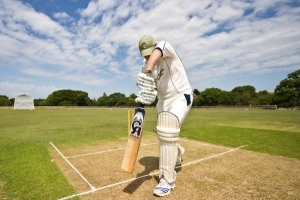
left=153, top=186, right=175, bottom=197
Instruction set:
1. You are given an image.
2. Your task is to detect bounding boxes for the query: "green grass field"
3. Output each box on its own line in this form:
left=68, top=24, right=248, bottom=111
left=0, top=107, right=299, bottom=199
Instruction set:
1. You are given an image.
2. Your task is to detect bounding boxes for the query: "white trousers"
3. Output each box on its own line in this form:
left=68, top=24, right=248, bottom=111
left=155, top=93, right=192, bottom=183
left=156, top=93, right=193, bottom=126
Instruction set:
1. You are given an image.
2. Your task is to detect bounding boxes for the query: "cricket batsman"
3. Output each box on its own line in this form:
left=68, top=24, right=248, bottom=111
left=135, top=35, right=193, bottom=197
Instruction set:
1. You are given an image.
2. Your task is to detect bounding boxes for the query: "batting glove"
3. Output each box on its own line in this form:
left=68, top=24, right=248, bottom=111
left=135, top=89, right=157, bottom=105
left=136, top=72, right=156, bottom=90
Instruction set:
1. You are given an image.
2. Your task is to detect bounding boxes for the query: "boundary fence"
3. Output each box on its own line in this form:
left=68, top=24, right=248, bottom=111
left=2, top=105, right=300, bottom=110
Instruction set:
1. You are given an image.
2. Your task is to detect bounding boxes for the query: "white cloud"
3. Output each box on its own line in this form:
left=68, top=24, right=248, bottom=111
left=0, top=0, right=299, bottom=98
left=78, top=0, right=115, bottom=21
left=214, top=4, right=244, bottom=21
left=53, top=12, right=73, bottom=23
left=0, top=81, right=57, bottom=99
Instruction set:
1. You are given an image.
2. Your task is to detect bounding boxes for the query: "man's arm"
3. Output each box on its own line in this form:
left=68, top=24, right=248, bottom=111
left=145, top=49, right=162, bottom=72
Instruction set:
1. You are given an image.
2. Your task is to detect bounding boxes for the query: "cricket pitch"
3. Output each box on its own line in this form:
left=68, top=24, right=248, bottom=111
left=49, top=134, right=300, bottom=200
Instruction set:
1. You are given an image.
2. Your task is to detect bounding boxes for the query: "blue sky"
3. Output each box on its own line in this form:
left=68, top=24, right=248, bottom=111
left=0, top=0, right=299, bottom=99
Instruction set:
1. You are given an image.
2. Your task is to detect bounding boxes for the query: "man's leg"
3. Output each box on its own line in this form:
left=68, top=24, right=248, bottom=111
left=153, top=94, right=192, bottom=196
left=153, top=111, right=180, bottom=197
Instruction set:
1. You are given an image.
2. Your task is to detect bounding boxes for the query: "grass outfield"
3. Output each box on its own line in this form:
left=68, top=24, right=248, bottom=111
left=0, top=107, right=299, bottom=199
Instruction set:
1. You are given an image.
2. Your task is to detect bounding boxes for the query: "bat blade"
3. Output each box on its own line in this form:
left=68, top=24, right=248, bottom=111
left=121, top=106, right=145, bottom=173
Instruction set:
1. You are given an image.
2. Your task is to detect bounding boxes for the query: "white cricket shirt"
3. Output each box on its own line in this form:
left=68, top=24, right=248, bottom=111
left=143, top=41, right=193, bottom=100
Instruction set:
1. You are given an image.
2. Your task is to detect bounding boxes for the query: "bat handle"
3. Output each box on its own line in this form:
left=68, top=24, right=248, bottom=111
left=139, top=103, right=144, bottom=108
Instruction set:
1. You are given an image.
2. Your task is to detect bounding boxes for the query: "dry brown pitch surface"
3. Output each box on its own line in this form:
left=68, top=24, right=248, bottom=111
left=50, top=134, right=300, bottom=200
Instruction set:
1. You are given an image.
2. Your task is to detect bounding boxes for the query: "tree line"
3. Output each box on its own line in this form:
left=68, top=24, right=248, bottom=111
left=1, top=69, right=299, bottom=108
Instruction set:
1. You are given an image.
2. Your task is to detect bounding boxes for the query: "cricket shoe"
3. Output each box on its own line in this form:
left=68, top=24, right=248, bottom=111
left=176, top=144, right=185, bottom=165
left=153, top=178, right=175, bottom=197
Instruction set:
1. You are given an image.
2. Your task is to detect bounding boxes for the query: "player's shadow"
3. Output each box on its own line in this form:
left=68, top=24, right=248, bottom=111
left=123, top=156, right=182, bottom=194
left=123, top=156, right=158, bottom=194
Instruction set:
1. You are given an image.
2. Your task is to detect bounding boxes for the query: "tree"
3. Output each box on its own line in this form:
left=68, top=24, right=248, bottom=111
left=88, top=98, right=97, bottom=106
left=107, top=92, right=126, bottom=106
left=9, top=98, right=14, bottom=106
left=97, top=93, right=109, bottom=106
left=274, top=69, right=300, bottom=107
left=219, top=91, right=238, bottom=106
left=257, top=90, right=273, bottom=105
left=192, top=94, right=204, bottom=106
left=0, top=95, right=11, bottom=106
left=129, top=93, right=137, bottom=99
left=193, top=89, right=200, bottom=96
left=200, top=88, right=223, bottom=106
left=46, top=89, right=90, bottom=106
left=34, top=99, right=46, bottom=106
left=231, top=85, right=257, bottom=105
left=127, top=93, right=139, bottom=106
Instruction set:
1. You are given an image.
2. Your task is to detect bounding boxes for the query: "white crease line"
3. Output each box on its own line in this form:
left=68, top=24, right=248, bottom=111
left=180, top=145, right=247, bottom=167
left=66, top=142, right=159, bottom=158
left=180, top=138, right=231, bottom=150
left=50, top=142, right=96, bottom=191
left=58, top=172, right=158, bottom=200
left=58, top=145, right=246, bottom=200
left=282, top=126, right=298, bottom=130
left=144, top=131, right=231, bottom=150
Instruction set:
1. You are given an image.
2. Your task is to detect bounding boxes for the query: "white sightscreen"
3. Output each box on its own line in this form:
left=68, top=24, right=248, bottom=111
left=14, top=95, right=34, bottom=110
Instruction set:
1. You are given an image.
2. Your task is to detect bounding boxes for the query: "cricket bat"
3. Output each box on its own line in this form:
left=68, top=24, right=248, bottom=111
left=121, top=104, right=145, bottom=173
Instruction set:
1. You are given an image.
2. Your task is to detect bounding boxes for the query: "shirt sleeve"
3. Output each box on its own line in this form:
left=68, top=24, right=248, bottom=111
left=155, top=41, right=174, bottom=59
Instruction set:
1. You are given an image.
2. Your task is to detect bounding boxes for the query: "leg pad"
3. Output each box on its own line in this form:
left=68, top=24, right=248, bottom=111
left=156, top=112, right=180, bottom=183
left=156, top=112, right=180, bottom=143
